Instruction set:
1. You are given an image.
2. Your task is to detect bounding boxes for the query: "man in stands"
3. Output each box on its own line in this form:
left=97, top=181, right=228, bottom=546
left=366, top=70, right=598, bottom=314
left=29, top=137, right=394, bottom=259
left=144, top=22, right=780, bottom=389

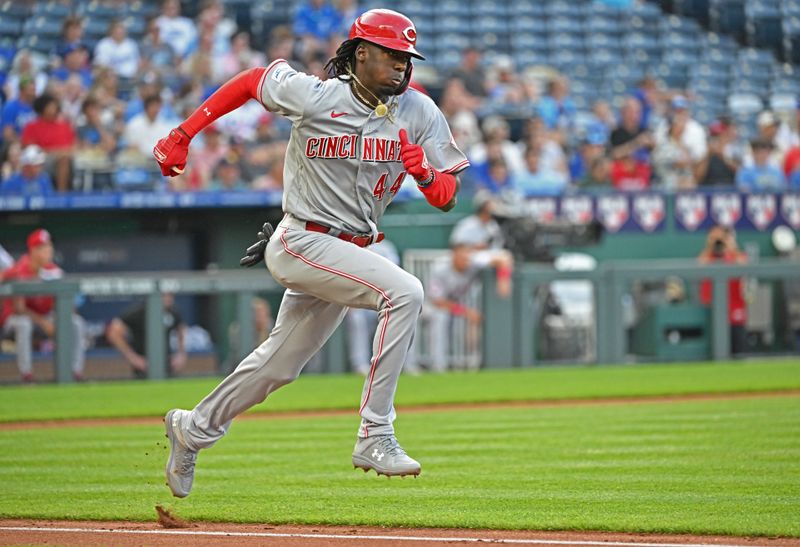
left=0, top=229, right=86, bottom=383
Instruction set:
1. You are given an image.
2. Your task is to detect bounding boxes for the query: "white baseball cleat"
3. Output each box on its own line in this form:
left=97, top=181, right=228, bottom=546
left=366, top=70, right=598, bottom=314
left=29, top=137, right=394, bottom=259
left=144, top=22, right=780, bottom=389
left=164, top=409, right=197, bottom=498
left=352, top=434, right=421, bottom=477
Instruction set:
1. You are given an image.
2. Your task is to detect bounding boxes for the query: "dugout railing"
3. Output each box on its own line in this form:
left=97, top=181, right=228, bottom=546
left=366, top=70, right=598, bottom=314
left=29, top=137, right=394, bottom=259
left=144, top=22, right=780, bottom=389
left=2, top=259, right=799, bottom=383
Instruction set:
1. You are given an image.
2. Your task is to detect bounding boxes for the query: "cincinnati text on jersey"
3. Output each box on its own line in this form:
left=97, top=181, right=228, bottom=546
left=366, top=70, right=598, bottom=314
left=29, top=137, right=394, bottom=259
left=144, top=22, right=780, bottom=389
left=305, top=135, right=402, bottom=163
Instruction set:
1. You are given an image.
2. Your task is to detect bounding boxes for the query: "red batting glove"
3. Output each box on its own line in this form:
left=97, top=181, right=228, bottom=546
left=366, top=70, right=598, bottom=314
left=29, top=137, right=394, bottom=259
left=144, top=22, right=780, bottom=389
left=398, top=128, right=432, bottom=183
left=153, top=127, right=191, bottom=177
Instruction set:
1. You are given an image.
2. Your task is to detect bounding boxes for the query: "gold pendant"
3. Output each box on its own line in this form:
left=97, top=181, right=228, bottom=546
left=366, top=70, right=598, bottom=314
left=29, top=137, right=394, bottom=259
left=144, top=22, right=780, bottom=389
left=375, top=103, right=388, bottom=117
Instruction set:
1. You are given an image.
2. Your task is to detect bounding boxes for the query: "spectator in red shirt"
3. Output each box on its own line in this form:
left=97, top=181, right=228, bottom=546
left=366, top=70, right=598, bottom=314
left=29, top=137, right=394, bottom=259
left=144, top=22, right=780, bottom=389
left=0, top=229, right=86, bottom=382
left=610, top=150, right=651, bottom=191
left=21, top=94, right=76, bottom=192
left=698, top=224, right=748, bottom=354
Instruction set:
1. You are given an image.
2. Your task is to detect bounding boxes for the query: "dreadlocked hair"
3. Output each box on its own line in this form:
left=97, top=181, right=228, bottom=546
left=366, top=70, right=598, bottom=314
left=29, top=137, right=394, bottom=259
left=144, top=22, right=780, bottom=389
left=325, top=39, right=360, bottom=81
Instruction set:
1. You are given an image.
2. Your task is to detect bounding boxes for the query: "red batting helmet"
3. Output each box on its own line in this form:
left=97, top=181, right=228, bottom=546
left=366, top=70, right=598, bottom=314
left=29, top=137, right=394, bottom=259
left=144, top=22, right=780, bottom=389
left=349, top=9, right=425, bottom=60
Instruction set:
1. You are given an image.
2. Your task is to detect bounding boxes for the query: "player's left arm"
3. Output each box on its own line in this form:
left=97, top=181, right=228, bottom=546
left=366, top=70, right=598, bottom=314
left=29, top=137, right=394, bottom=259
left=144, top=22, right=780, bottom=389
left=398, top=100, right=469, bottom=212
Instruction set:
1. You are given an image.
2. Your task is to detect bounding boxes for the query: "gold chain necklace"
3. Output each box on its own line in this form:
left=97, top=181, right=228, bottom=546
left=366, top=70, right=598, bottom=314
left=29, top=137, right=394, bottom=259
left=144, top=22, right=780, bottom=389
left=348, top=70, right=395, bottom=122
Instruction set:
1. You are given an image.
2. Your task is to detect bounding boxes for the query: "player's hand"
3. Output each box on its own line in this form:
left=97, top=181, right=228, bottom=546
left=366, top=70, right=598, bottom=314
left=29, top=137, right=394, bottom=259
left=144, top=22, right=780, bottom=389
left=153, top=127, right=191, bottom=177
left=240, top=222, right=275, bottom=267
left=129, top=353, right=148, bottom=373
left=398, top=129, right=431, bottom=182
left=170, top=351, right=187, bottom=371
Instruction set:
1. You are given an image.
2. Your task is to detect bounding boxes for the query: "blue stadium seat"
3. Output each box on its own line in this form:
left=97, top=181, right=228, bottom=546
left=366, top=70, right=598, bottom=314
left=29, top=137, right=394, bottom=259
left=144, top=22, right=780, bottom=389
left=730, top=78, right=767, bottom=95
left=624, top=49, right=661, bottom=66
left=1, top=1, right=30, bottom=17
left=547, top=17, right=584, bottom=35
left=433, top=0, right=470, bottom=17
left=544, top=0, right=586, bottom=19
left=125, top=1, right=160, bottom=18
left=548, top=33, right=585, bottom=53
left=586, top=33, right=617, bottom=50
left=661, top=31, right=701, bottom=53
left=23, top=16, right=64, bottom=38
left=710, top=0, right=747, bottom=42
left=470, top=0, right=509, bottom=17
left=510, top=32, right=548, bottom=52
left=549, top=49, right=582, bottom=69
left=0, top=18, right=22, bottom=40
left=510, top=15, right=546, bottom=33
left=16, top=34, right=57, bottom=54
left=32, top=1, right=72, bottom=17
left=623, top=32, right=660, bottom=53
left=78, top=1, right=119, bottom=18
left=434, top=16, right=470, bottom=34
left=747, top=4, right=783, bottom=57
left=769, top=92, right=797, bottom=112
left=473, top=33, right=510, bottom=52
left=512, top=50, right=549, bottom=69
left=434, top=33, right=470, bottom=54
left=727, top=91, right=764, bottom=116
left=586, top=17, right=624, bottom=35
left=473, top=16, right=508, bottom=35
left=689, top=63, right=731, bottom=83
left=509, top=0, right=545, bottom=17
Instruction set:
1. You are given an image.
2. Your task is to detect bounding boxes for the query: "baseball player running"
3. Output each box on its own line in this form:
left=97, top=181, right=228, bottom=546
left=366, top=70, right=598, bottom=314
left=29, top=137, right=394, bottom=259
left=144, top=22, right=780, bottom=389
left=153, top=9, right=469, bottom=498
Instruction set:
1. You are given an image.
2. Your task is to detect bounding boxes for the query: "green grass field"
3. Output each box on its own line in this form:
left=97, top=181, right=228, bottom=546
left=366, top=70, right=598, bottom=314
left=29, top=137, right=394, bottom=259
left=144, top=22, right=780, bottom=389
left=0, top=360, right=798, bottom=537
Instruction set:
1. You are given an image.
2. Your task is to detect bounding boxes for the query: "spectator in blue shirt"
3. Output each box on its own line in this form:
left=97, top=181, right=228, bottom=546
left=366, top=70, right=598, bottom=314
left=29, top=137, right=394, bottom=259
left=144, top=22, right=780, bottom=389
left=514, top=144, right=569, bottom=196
left=293, top=0, right=342, bottom=56
left=0, top=145, right=54, bottom=196
left=536, top=75, right=577, bottom=131
left=1, top=78, right=36, bottom=143
left=569, top=125, right=608, bottom=182
left=50, top=44, right=93, bottom=91
left=736, top=139, right=787, bottom=191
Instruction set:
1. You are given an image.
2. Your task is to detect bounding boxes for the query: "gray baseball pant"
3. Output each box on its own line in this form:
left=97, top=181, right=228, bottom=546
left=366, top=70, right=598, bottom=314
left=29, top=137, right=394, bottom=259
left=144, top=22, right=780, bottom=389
left=182, top=214, right=423, bottom=451
left=2, top=313, right=86, bottom=376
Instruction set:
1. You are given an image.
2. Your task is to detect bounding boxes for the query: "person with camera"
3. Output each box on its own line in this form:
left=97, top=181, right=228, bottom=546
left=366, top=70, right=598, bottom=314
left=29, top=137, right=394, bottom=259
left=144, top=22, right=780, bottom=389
left=697, top=224, right=748, bottom=354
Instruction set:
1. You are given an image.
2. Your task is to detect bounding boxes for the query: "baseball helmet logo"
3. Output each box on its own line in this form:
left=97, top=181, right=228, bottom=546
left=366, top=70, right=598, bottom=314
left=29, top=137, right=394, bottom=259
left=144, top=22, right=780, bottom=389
left=349, top=9, right=425, bottom=59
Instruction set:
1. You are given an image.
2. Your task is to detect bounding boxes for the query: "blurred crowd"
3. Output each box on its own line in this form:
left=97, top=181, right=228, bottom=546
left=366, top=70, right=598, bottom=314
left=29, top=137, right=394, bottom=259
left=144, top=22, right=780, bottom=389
left=446, top=56, right=800, bottom=197
left=2, top=0, right=800, bottom=197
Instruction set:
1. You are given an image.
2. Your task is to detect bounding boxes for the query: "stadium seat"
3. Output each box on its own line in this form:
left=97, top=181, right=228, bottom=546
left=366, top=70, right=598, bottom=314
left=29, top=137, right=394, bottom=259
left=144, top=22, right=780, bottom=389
left=23, top=16, right=63, bottom=38
left=508, top=0, right=546, bottom=17
left=727, top=92, right=765, bottom=116
left=32, top=0, right=72, bottom=17
left=510, top=17, right=547, bottom=35
left=470, top=0, right=509, bottom=17
left=0, top=18, right=22, bottom=40
left=710, top=0, right=747, bottom=42
left=769, top=92, right=797, bottom=112
left=586, top=17, right=623, bottom=36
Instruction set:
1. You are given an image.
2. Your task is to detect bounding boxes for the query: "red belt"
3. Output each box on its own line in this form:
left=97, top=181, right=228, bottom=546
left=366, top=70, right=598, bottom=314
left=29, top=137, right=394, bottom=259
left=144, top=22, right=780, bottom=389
left=305, top=221, right=384, bottom=248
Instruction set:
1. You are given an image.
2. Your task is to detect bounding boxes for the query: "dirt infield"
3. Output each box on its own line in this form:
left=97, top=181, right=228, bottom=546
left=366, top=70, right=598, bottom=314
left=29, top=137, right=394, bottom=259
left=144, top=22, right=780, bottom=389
left=0, top=519, right=795, bottom=547
left=1, top=389, right=798, bottom=431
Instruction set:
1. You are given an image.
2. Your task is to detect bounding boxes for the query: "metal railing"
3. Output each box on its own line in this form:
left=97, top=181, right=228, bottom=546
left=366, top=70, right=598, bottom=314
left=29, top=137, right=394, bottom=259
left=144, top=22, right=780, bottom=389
left=2, top=258, right=798, bottom=382
left=0, top=270, right=284, bottom=383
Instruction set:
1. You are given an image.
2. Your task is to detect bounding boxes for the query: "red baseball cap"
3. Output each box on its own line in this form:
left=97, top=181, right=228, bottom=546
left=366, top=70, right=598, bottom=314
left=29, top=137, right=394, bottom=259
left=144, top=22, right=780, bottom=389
left=27, top=228, right=52, bottom=250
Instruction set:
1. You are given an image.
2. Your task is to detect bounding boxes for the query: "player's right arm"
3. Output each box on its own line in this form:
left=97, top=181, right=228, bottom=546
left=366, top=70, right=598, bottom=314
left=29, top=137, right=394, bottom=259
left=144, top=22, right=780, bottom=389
left=153, top=61, right=317, bottom=176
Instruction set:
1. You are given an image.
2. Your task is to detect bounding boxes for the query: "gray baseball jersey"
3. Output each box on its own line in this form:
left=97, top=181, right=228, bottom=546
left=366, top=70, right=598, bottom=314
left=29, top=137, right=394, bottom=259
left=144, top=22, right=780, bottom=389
left=449, top=214, right=505, bottom=249
left=178, top=60, right=470, bottom=463
left=258, top=59, right=469, bottom=236
left=427, top=258, right=481, bottom=303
